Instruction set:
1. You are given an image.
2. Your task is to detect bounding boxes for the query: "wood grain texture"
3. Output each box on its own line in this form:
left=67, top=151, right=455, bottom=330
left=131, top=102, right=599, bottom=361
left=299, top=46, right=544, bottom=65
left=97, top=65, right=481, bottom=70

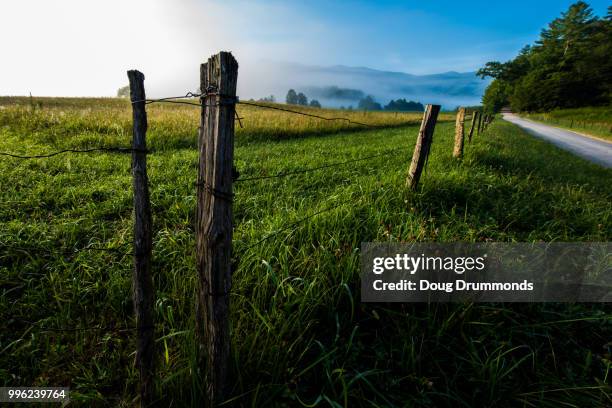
left=195, top=52, right=238, bottom=406
left=127, top=70, right=155, bottom=407
left=406, top=104, right=441, bottom=190
left=453, top=107, right=466, bottom=158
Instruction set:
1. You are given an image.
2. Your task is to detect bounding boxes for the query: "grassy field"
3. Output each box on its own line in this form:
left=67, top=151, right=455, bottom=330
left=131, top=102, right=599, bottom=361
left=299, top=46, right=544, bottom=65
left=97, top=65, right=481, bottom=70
left=520, top=106, right=612, bottom=142
left=1, top=98, right=611, bottom=407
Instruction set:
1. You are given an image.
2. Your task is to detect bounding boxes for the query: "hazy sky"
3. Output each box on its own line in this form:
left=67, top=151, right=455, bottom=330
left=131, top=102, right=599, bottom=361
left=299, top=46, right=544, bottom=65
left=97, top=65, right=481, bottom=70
left=1, top=0, right=609, bottom=97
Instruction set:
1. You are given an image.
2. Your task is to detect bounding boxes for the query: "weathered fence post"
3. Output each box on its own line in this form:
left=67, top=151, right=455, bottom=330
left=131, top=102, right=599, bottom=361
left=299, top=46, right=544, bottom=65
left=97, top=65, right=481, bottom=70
left=453, top=107, right=466, bottom=158
left=128, top=70, right=155, bottom=407
left=468, top=111, right=478, bottom=143
left=195, top=52, right=238, bottom=406
left=477, top=111, right=483, bottom=134
left=406, top=104, right=441, bottom=190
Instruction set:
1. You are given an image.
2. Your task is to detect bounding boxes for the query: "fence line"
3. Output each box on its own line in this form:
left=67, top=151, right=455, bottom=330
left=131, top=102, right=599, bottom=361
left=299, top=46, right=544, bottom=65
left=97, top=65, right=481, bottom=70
left=139, top=93, right=412, bottom=128
left=453, top=107, right=466, bottom=158
left=0, top=93, right=435, bottom=161
left=128, top=69, right=156, bottom=407
left=2, top=51, right=500, bottom=405
left=0, top=147, right=146, bottom=159
left=235, top=147, right=408, bottom=182
left=195, top=52, right=237, bottom=406
left=237, top=100, right=386, bottom=128
left=407, top=104, right=441, bottom=189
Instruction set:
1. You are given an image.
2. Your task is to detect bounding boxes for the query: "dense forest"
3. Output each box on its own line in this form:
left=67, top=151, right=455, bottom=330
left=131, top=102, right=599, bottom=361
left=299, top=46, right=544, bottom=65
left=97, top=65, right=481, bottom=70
left=478, top=2, right=611, bottom=113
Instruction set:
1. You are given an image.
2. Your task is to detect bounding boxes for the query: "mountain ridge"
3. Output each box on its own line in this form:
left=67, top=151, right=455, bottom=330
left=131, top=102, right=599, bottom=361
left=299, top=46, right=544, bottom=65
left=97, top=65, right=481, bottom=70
left=240, top=61, right=490, bottom=110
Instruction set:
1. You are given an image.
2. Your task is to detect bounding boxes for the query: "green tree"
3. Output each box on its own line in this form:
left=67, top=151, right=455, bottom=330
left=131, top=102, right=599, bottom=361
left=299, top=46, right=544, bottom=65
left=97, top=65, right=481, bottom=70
left=482, top=80, right=510, bottom=113
left=286, top=89, right=298, bottom=104
left=384, top=99, right=424, bottom=112
left=296, top=92, right=308, bottom=106
left=309, top=99, right=321, bottom=108
left=477, top=2, right=610, bottom=112
left=117, top=85, right=130, bottom=98
left=357, top=95, right=382, bottom=111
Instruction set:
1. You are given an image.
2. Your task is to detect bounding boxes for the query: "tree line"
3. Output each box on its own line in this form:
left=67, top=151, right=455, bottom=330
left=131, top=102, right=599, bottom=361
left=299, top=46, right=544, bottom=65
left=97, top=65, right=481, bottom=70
left=286, top=89, right=321, bottom=108
left=478, top=2, right=611, bottom=113
left=285, top=89, right=424, bottom=112
left=355, top=96, right=424, bottom=112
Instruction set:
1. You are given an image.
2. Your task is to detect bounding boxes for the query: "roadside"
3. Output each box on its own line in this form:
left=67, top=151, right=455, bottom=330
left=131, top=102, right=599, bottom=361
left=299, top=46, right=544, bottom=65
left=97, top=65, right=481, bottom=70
left=518, top=107, right=612, bottom=143
left=502, top=113, right=612, bottom=168
left=516, top=115, right=611, bottom=144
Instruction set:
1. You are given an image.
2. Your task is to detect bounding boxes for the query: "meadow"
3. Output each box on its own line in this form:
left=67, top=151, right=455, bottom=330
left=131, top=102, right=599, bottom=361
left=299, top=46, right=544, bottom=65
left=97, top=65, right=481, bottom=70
left=1, top=97, right=611, bottom=407
left=519, top=106, right=612, bottom=142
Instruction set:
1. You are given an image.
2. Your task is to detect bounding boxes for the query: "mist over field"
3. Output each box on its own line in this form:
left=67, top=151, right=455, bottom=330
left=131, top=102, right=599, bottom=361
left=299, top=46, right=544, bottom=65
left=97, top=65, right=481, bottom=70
left=239, top=62, right=491, bottom=110
left=158, top=61, right=490, bottom=111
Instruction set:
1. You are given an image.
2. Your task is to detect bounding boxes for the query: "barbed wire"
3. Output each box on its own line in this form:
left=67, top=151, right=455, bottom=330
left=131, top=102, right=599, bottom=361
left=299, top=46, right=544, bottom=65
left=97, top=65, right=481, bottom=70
left=236, top=100, right=385, bottom=128
left=138, top=92, right=407, bottom=129
left=235, top=147, right=408, bottom=182
left=129, top=92, right=201, bottom=105
left=146, top=99, right=202, bottom=107
left=0, top=147, right=147, bottom=160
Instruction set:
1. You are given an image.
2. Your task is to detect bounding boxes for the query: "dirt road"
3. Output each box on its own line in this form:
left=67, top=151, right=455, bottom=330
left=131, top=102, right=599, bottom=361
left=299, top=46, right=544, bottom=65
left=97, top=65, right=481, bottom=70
left=502, top=113, right=612, bottom=168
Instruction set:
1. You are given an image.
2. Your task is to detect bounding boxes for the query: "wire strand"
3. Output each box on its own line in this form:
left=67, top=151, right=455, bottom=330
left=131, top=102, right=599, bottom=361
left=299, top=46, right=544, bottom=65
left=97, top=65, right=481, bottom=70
left=137, top=91, right=417, bottom=130
left=237, top=100, right=383, bottom=128
left=0, top=147, right=146, bottom=159
left=146, top=99, right=201, bottom=107
left=131, top=92, right=201, bottom=105
left=235, top=147, right=407, bottom=182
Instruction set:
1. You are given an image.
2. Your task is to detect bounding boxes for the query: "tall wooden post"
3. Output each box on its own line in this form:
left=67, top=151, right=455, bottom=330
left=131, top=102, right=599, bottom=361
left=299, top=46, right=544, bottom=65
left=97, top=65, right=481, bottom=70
left=406, top=104, right=441, bottom=190
left=453, top=107, right=466, bottom=158
left=128, top=70, right=155, bottom=407
left=468, top=111, right=478, bottom=143
left=195, top=52, right=238, bottom=406
left=477, top=111, right=483, bottom=134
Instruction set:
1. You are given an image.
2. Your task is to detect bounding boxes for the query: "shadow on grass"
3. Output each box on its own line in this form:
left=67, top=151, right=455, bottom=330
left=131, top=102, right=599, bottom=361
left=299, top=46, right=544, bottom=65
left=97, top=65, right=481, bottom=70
left=406, top=123, right=612, bottom=240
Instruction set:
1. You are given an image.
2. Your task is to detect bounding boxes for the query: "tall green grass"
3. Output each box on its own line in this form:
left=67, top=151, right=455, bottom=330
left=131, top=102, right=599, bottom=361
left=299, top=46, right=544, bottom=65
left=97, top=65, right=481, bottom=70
left=1, top=100, right=611, bottom=406
left=520, top=106, right=612, bottom=141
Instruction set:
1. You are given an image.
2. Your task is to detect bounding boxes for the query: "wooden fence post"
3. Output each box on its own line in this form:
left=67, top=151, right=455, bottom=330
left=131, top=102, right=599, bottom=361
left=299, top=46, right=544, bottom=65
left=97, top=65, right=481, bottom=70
left=468, top=111, right=478, bottom=143
left=453, top=107, right=466, bottom=158
left=128, top=70, right=155, bottom=407
left=406, top=104, right=441, bottom=190
left=477, top=111, right=483, bottom=134
left=195, top=52, right=238, bottom=406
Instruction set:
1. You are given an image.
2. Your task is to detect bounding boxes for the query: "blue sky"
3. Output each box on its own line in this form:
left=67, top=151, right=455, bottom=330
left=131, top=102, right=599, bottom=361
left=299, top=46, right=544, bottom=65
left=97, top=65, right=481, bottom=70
left=244, top=0, right=611, bottom=73
left=0, top=0, right=609, bottom=97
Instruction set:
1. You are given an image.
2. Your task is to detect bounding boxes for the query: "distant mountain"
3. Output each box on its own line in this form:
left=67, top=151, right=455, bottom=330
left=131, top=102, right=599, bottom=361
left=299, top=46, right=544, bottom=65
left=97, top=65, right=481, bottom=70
left=238, top=62, right=491, bottom=110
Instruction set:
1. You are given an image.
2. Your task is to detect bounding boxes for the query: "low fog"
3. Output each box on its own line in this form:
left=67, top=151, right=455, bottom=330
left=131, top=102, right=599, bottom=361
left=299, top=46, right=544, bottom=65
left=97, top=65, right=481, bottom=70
left=155, top=60, right=489, bottom=111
